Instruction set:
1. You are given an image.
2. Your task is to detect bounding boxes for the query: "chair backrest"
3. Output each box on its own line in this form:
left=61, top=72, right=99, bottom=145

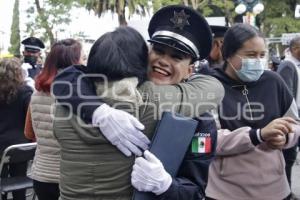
left=0, top=143, right=37, bottom=176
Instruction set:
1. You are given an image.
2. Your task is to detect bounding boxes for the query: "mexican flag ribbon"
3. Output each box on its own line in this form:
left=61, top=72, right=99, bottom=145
left=191, top=133, right=211, bottom=153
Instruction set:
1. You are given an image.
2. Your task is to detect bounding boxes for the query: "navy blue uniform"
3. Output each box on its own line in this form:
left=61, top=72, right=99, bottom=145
left=28, top=65, right=42, bottom=79
left=160, top=113, right=217, bottom=200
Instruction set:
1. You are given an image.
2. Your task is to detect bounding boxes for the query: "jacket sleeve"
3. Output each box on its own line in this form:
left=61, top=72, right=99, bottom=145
left=277, top=61, right=297, bottom=98
left=216, top=127, right=259, bottom=156
left=157, top=113, right=217, bottom=200
left=140, top=74, right=224, bottom=117
left=283, top=99, right=299, bottom=119
left=21, top=85, right=33, bottom=114
left=52, top=65, right=103, bottom=123
left=157, top=178, right=204, bottom=200
left=284, top=124, right=300, bottom=149
left=24, top=107, right=36, bottom=141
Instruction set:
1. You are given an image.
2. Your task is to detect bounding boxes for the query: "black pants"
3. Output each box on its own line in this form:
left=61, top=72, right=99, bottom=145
left=33, top=180, right=59, bottom=200
left=1, top=162, right=27, bottom=200
left=283, top=145, right=298, bottom=187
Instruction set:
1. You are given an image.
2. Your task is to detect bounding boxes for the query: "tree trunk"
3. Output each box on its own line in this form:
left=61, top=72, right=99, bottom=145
left=118, top=12, right=127, bottom=26
left=222, top=0, right=234, bottom=26
left=183, top=0, right=189, bottom=6
left=35, top=0, right=55, bottom=45
left=191, top=0, right=197, bottom=9
left=116, top=0, right=127, bottom=26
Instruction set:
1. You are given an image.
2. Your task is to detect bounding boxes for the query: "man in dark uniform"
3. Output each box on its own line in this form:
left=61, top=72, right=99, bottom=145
left=21, top=36, right=45, bottom=78
left=208, top=25, right=228, bottom=69
left=196, top=25, right=228, bottom=75
left=52, top=5, right=220, bottom=199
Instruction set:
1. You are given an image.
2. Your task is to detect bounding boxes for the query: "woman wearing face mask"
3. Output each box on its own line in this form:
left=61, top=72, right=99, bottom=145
left=205, top=23, right=300, bottom=200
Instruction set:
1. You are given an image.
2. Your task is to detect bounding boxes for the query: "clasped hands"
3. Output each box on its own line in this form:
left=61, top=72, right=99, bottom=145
left=260, top=117, right=297, bottom=149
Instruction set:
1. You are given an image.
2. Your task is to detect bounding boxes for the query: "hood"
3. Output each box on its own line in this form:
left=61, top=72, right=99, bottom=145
left=94, top=77, right=143, bottom=105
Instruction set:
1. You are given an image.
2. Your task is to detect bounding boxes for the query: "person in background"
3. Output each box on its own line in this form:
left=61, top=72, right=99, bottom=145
left=24, top=39, right=85, bottom=200
left=277, top=36, right=300, bottom=200
left=21, top=37, right=45, bottom=78
left=21, top=37, right=45, bottom=89
left=205, top=23, right=300, bottom=200
left=207, top=25, right=228, bottom=69
left=196, top=25, right=228, bottom=75
left=0, top=58, right=33, bottom=200
left=269, top=55, right=281, bottom=71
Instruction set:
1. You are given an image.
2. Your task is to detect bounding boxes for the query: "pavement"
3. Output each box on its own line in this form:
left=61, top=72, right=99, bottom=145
left=291, top=152, right=300, bottom=198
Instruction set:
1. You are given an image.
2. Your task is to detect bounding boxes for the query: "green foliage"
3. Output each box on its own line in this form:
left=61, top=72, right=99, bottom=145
left=23, top=0, right=300, bottom=43
left=152, top=0, right=181, bottom=12
left=9, top=0, right=20, bottom=56
left=261, top=0, right=300, bottom=37
left=77, top=0, right=151, bottom=25
left=151, top=0, right=235, bottom=25
left=128, top=0, right=149, bottom=15
left=25, top=0, right=75, bottom=45
left=198, top=0, right=235, bottom=24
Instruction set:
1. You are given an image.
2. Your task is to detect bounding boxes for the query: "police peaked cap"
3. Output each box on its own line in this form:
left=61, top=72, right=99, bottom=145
left=148, top=5, right=212, bottom=60
left=210, top=25, right=228, bottom=38
left=21, top=37, right=45, bottom=53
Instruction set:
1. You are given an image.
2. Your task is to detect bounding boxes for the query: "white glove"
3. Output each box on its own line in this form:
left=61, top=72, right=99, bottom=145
left=131, top=150, right=172, bottom=195
left=92, top=103, right=150, bottom=157
left=21, top=63, right=35, bottom=89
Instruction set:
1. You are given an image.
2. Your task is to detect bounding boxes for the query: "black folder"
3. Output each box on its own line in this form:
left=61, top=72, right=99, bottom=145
left=132, top=112, right=198, bottom=200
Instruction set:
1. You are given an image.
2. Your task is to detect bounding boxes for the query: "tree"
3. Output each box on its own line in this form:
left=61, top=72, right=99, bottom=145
left=78, top=0, right=150, bottom=26
left=152, top=0, right=235, bottom=26
left=25, top=0, right=74, bottom=45
left=152, top=0, right=181, bottom=11
left=260, top=0, right=300, bottom=37
left=9, top=0, right=21, bottom=57
left=198, top=0, right=236, bottom=25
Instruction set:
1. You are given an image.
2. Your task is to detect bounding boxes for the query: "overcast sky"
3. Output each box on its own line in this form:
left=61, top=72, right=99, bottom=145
left=0, top=0, right=14, bottom=54
left=0, top=0, right=224, bottom=54
left=0, top=0, right=152, bottom=54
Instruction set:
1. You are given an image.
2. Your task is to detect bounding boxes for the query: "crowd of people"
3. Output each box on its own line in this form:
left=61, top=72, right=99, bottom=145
left=0, top=4, right=300, bottom=200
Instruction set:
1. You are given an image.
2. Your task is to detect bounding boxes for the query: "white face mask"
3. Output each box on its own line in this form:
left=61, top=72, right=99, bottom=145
left=231, top=56, right=266, bottom=82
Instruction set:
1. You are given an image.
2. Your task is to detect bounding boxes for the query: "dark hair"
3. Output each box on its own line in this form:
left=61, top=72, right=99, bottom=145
left=35, top=39, right=82, bottom=92
left=222, top=23, right=264, bottom=61
left=87, top=26, right=148, bottom=84
left=0, top=58, right=24, bottom=104
left=289, top=36, right=300, bottom=50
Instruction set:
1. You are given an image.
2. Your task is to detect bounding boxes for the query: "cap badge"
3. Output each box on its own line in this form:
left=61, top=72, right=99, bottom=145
left=170, top=10, right=190, bottom=30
